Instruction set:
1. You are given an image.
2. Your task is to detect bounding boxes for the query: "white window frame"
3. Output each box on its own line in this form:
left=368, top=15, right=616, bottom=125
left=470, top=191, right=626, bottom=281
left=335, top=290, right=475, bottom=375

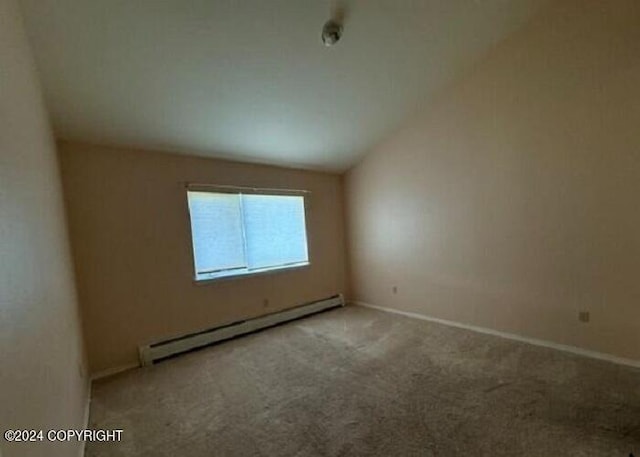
left=185, top=184, right=311, bottom=283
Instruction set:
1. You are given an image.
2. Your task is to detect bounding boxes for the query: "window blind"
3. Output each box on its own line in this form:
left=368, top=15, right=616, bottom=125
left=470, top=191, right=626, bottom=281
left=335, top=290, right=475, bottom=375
left=187, top=190, right=309, bottom=280
left=242, top=194, right=308, bottom=270
left=187, top=192, right=247, bottom=274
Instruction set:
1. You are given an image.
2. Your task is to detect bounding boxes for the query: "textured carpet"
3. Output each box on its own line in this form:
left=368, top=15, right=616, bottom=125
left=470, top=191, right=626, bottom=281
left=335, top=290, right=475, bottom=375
left=87, top=305, right=640, bottom=457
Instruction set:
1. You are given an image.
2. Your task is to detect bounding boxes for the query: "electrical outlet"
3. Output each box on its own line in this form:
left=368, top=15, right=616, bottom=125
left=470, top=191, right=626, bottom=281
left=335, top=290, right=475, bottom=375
left=578, top=311, right=590, bottom=323
left=392, top=286, right=398, bottom=294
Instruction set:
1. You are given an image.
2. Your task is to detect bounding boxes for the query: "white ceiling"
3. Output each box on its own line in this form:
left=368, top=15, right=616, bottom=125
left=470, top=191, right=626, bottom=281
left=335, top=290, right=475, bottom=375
left=20, top=0, right=547, bottom=172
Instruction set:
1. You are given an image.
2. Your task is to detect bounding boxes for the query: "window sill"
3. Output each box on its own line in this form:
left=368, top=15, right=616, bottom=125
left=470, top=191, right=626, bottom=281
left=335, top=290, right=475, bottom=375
left=193, top=262, right=310, bottom=285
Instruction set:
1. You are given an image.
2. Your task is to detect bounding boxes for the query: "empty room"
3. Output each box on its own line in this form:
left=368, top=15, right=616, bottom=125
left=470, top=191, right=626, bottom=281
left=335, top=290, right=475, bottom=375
left=1, top=0, right=639, bottom=456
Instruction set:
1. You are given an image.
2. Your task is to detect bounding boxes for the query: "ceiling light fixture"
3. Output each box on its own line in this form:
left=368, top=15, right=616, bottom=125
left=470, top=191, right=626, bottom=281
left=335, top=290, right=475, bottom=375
left=321, top=19, right=343, bottom=46
left=321, top=4, right=345, bottom=47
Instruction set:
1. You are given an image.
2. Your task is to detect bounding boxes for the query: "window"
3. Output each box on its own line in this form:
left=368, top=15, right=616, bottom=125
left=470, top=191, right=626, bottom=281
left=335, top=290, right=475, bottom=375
left=186, top=190, right=309, bottom=281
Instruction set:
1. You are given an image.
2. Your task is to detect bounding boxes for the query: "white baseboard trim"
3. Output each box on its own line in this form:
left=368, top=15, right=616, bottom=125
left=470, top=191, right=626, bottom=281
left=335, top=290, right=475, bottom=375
left=353, top=301, right=640, bottom=369
left=90, top=362, right=140, bottom=381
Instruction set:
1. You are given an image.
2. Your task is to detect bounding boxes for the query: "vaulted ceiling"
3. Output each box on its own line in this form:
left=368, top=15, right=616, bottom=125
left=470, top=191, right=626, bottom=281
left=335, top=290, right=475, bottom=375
left=20, top=0, right=548, bottom=171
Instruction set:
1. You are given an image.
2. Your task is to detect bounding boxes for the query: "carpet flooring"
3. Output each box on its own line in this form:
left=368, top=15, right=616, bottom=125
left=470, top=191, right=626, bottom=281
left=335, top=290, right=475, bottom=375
left=87, top=305, right=640, bottom=457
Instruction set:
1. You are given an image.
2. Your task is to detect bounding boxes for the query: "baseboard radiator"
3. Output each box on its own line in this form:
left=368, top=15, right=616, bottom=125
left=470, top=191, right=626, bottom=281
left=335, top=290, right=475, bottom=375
left=139, top=294, right=344, bottom=366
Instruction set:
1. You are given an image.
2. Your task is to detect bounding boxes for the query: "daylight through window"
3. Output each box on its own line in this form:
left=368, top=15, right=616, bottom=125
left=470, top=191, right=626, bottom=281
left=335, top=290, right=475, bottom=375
left=187, top=190, right=309, bottom=281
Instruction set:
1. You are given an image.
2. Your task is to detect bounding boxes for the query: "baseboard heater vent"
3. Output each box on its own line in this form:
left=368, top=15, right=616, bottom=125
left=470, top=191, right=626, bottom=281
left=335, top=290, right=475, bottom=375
left=139, top=294, right=344, bottom=366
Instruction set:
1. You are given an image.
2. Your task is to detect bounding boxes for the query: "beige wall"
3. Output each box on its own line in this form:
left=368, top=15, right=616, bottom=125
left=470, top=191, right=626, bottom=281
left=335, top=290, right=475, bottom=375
left=0, top=1, right=88, bottom=456
left=59, top=142, right=348, bottom=375
left=345, top=0, right=640, bottom=361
